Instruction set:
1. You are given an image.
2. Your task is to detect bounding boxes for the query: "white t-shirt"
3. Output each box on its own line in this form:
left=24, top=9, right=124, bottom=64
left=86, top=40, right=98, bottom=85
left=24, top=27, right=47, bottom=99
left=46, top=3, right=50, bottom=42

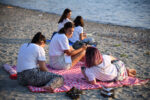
left=58, top=18, right=72, bottom=32
left=49, top=33, right=70, bottom=56
left=17, top=43, right=46, bottom=72
left=85, top=55, right=117, bottom=82
left=69, top=26, right=83, bottom=43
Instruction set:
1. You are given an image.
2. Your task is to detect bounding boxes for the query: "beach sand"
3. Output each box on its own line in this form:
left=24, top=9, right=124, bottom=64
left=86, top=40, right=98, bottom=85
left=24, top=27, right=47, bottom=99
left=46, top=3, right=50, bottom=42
left=0, top=4, right=150, bottom=100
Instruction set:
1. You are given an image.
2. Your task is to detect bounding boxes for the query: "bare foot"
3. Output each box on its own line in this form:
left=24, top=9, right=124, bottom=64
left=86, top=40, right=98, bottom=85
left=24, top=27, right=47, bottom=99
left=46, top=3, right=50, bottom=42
left=42, top=86, right=54, bottom=93
left=127, top=69, right=136, bottom=77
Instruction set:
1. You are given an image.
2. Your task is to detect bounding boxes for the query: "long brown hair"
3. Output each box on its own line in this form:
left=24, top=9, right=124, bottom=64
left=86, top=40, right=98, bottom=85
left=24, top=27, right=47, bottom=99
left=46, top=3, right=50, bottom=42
left=58, top=22, right=74, bottom=34
left=58, top=8, right=71, bottom=23
left=85, top=47, right=103, bottom=68
left=74, top=16, right=84, bottom=27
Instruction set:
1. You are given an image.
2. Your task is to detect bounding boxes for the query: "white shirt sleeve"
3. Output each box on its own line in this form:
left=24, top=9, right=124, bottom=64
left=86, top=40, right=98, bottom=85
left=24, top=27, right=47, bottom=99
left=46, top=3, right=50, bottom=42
left=78, top=26, right=83, bottom=35
left=102, top=55, right=112, bottom=66
left=37, top=47, right=46, bottom=61
left=58, top=35, right=70, bottom=50
left=85, top=68, right=95, bottom=81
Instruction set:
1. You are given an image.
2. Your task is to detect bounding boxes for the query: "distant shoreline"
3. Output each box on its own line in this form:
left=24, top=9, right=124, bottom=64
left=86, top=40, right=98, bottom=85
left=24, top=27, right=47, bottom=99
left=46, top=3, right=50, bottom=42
left=0, top=3, right=150, bottom=30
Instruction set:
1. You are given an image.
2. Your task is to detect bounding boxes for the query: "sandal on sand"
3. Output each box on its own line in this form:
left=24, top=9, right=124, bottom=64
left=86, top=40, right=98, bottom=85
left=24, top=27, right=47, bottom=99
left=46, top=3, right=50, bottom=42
left=66, top=87, right=84, bottom=100
left=101, top=85, right=114, bottom=92
left=100, top=85, right=115, bottom=98
left=100, top=90, right=114, bottom=98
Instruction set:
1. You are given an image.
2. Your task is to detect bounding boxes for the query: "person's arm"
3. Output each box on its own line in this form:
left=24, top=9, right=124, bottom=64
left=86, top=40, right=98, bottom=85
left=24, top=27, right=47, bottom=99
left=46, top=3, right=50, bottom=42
left=80, top=33, right=87, bottom=40
left=59, top=36, right=87, bottom=56
left=81, top=68, right=97, bottom=85
left=38, top=61, right=49, bottom=72
left=64, top=45, right=87, bottom=56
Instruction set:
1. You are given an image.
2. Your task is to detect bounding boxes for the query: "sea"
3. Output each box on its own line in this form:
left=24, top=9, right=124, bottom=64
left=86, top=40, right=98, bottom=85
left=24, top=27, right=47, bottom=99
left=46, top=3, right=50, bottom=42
left=0, top=0, right=150, bottom=29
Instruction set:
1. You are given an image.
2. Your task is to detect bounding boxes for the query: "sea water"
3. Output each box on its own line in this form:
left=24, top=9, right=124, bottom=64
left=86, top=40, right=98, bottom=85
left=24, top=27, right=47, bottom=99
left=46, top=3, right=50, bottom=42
left=0, top=0, right=150, bottom=29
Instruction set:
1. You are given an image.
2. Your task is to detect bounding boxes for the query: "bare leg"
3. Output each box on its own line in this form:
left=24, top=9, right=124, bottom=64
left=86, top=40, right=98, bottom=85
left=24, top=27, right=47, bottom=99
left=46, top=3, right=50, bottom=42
left=71, top=50, right=85, bottom=67
left=127, top=69, right=136, bottom=77
left=42, top=86, right=54, bottom=93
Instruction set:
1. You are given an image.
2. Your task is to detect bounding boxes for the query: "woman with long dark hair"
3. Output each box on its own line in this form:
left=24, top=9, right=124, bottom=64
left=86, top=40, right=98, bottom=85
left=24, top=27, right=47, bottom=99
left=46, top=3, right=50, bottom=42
left=58, top=8, right=72, bottom=31
left=69, top=16, right=97, bottom=49
left=49, top=22, right=87, bottom=70
left=81, top=47, right=136, bottom=84
left=50, top=8, right=72, bottom=40
left=17, top=32, right=64, bottom=92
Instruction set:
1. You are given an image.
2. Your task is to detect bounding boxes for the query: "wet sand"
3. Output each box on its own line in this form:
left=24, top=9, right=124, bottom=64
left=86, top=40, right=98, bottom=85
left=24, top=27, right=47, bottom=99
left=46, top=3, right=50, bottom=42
left=0, top=4, right=150, bottom=100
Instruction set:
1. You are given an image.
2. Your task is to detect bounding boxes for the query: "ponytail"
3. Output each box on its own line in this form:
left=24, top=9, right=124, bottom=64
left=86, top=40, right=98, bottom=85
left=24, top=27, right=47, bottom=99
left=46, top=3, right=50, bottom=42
left=31, top=32, right=46, bottom=44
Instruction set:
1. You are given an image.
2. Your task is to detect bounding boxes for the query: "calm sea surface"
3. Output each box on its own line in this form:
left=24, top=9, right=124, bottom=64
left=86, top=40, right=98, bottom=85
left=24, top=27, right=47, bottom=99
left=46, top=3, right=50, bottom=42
left=0, top=0, right=150, bottom=29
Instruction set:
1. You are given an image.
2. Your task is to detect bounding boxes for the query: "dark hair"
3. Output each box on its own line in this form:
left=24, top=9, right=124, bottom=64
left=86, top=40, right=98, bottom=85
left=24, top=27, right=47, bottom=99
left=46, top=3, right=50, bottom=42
left=58, top=8, right=71, bottom=23
left=31, top=32, right=46, bottom=44
left=85, top=47, right=103, bottom=68
left=74, top=16, right=84, bottom=27
left=58, top=22, right=74, bottom=34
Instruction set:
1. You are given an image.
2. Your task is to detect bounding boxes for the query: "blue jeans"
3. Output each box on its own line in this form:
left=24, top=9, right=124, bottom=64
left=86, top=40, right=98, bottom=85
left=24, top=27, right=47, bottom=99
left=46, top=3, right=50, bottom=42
left=82, top=38, right=94, bottom=43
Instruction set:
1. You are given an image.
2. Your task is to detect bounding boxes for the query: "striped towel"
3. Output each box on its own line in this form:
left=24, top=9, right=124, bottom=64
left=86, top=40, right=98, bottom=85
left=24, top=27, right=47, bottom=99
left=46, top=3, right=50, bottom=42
left=4, top=62, right=149, bottom=93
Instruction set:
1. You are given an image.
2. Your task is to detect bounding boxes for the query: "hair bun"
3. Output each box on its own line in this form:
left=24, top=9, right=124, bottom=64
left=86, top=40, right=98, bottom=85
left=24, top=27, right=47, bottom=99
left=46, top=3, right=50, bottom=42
left=36, top=32, right=42, bottom=36
left=31, top=32, right=46, bottom=44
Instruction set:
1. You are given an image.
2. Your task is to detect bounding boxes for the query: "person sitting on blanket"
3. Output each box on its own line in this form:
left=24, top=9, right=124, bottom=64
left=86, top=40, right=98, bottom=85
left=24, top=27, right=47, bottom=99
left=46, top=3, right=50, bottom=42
left=69, top=16, right=97, bottom=49
left=51, top=8, right=72, bottom=39
left=49, top=22, right=88, bottom=70
left=17, top=32, right=64, bottom=93
left=81, top=47, right=136, bottom=85
left=58, top=8, right=72, bottom=32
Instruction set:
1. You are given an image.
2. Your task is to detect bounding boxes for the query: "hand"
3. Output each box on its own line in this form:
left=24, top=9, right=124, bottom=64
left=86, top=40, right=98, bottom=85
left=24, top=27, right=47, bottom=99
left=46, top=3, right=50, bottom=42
left=83, top=33, right=87, bottom=38
left=87, top=44, right=91, bottom=47
left=82, top=44, right=88, bottom=50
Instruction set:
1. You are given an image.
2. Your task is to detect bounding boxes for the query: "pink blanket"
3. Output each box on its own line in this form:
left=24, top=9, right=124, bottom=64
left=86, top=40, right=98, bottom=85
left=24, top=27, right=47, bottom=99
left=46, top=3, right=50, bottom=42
left=7, top=62, right=149, bottom=93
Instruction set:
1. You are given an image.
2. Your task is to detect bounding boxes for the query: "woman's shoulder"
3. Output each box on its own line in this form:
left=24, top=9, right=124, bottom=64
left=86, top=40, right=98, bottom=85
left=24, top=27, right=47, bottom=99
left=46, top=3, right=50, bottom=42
left=27, top=43, right=42, bottom=49
left=74, top=26, right=83, bottom=31
left=32, top=44, right=45, bottom=52
left=59, top=18, right=72, bottom=24
left=102, top=54, right=111, bottom=59
left=76, top=25, right=83, bottom=29
left=20, top=43, right=38, bottom=51
left=62, top=18, right=72, bottom=24
left=55, top=33, right=68, bottom=40
left=66, top=18, right=72, bottom=22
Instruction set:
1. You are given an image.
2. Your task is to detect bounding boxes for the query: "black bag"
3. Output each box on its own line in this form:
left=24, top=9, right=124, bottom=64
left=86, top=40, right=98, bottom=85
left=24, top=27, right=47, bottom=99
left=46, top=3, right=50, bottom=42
left=72, top=41, right=84, bottom=50
left=72, top=40, right=97, bottom=50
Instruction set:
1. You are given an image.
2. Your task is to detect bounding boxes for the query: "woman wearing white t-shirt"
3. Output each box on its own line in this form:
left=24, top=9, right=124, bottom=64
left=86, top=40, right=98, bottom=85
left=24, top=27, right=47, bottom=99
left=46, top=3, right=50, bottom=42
left=17, top=32, right=64, bottom=92
left=69, top=16, right=96, bottom=47
left=58, top=8, right=72, bottom=32
left=51, top=8, right=72, bottom=39
left=81, top=47, right=136, bottom=85
left=49, top=22, right=88, bottom=70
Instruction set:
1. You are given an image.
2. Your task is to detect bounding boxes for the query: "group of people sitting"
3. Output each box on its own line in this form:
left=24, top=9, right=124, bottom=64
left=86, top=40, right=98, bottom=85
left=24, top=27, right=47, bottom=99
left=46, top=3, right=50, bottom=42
left=16, top=8, right=136, bottom=92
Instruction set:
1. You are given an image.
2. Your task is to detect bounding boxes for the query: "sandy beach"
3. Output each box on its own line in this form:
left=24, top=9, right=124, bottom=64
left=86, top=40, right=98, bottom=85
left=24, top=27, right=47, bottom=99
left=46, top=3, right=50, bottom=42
left=0, top=4, right=150, bottom=100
